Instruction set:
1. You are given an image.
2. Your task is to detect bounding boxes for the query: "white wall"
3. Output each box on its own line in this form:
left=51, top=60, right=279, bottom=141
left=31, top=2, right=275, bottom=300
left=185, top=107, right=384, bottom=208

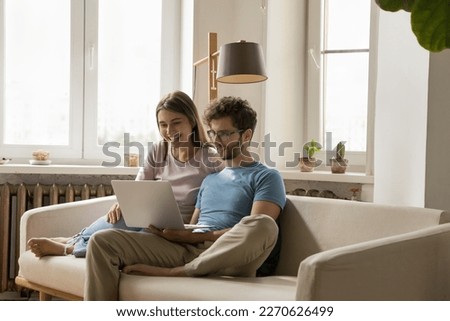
left=264, top=0, right=306, bottom=169
left=373, top=9, right=430, bottom=206
left=161, top=0, right=182, bottom=94
left=179, top=0, right=194, bottom=95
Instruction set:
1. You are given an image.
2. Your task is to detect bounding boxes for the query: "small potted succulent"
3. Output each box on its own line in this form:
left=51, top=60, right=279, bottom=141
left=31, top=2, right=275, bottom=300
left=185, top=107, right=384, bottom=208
left=330, top=141, right=348, bottom=174
left=299, top=139, right=321, bottom=172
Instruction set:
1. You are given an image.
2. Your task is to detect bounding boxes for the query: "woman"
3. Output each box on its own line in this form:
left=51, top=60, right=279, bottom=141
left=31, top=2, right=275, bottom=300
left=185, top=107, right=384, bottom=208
left=28, top=91, right=223, bottom=258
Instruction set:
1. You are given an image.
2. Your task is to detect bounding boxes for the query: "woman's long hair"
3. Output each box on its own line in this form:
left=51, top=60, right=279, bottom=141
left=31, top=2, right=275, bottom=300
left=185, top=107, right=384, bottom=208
left=155, top=91, right=208, bottom=160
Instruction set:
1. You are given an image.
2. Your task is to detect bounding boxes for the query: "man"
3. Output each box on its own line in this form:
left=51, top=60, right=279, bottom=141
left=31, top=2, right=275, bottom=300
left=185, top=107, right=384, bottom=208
left=84, top=96, right=286, bottom=300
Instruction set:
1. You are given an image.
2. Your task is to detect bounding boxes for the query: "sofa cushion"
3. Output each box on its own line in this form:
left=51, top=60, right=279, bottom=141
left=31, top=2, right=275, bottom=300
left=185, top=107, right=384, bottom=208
left=19, top=250, right=297, bottom=300
left=119, top=274, right=297, bottom=300
left=18, top=250, right=86, bottom=298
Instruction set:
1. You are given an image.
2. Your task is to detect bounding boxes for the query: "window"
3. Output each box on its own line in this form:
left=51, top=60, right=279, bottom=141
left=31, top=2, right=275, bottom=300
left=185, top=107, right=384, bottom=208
left=3, top=0, right=73, bottom=148
left=0, top=0, right=178, bottom=162
left=307, top=0, right=373, bottom=168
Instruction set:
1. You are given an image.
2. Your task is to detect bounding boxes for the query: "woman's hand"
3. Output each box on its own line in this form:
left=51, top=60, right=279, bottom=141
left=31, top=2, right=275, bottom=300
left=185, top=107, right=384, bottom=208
left=106, top=202, right=122, bottom=224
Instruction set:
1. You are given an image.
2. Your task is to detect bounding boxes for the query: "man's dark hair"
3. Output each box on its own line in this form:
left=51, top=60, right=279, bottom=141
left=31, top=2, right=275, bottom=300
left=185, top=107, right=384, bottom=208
left=204, top=96, right=257, bottom=133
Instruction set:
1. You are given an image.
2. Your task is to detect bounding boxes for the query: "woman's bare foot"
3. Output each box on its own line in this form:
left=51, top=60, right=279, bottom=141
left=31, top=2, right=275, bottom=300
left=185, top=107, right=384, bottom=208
left=27, top=238, right=74, bottom=257
left=123, top=264, right=186, bottom=277
left=50, top=237, right=73, bottom=243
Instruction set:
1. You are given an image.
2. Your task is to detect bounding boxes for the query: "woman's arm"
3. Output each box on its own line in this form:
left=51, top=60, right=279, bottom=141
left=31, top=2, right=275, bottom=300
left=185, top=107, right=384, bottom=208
left=189, top=208, right=200, bottom=224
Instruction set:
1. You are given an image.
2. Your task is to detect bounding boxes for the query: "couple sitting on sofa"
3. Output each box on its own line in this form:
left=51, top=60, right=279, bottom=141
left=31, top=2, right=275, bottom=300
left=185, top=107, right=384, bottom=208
left=27, top=92, right=286, bottom=300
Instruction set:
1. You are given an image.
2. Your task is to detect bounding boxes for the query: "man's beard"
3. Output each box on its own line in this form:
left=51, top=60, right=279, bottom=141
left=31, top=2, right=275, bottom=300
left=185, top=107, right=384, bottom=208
left=217, top=141, right=242, bottom=160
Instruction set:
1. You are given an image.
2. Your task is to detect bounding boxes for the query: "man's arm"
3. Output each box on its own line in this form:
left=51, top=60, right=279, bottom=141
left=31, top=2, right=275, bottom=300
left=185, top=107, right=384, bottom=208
left=149, top=208, right=229, bottom=244
left=250, top=200, right=281, bottom=221
left=152, top=196, right=281, bottom=244
left=148, top=226, right=229, bottom=244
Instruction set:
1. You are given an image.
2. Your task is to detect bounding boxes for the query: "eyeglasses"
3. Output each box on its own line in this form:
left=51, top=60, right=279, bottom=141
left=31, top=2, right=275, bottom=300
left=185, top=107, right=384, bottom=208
left=207, top=129, right=244, bottom=141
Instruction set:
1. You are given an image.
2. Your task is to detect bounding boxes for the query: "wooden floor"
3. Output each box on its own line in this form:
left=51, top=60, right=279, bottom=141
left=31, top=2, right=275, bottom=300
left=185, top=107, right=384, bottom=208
left=0, top=290, right=38, bottom=301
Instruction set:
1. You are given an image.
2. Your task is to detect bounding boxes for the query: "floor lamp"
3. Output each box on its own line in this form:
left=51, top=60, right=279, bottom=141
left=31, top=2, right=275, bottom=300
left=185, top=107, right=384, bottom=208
left=193, top=32, right=268, bottom=103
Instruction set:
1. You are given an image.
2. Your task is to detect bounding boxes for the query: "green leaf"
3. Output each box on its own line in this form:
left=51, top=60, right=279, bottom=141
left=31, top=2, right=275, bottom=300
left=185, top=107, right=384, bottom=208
left=411, top=0, right=450, bottom=52
left=303, top=139, right=321, bottom=158
left=375, top=0, right=415, bottom=12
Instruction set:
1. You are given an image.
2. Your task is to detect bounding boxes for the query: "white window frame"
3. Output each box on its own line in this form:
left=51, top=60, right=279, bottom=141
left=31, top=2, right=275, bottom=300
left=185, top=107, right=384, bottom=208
left=0, top=0, right=84, bottom=160
left=83, top=0, right=182, bottom=160
left=306, top=0, right=377, bottom=172
left=0, top=0, right=181, bottom=163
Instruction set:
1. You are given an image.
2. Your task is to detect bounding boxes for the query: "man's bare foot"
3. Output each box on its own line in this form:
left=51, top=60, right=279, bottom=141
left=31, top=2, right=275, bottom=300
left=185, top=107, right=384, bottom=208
left=123, top=264, right=186, bottom=277
left=27, top=238, right=73, bottom=257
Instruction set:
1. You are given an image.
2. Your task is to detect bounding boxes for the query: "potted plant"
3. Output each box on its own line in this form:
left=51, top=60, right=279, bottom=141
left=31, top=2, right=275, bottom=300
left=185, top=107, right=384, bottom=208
left=330, top=141, right=348, bottom=174
left=299, top=139, right=321, bottom=172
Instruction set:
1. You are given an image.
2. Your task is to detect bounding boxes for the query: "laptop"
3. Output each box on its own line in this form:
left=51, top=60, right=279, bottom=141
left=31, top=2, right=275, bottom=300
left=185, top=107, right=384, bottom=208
left=111, top=180, right=187, bottom=229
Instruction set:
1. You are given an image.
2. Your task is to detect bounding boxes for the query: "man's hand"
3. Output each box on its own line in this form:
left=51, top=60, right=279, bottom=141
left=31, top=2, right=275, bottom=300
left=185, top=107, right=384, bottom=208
left=106, top=202, right=122, bottom=224
left=146, top=225, right=227, bottom=244
left=147, top=226, right=199, bottom=243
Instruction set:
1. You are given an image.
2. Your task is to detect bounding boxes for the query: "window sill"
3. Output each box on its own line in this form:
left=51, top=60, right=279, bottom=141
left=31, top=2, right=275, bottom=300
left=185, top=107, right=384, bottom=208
left=0, top=164, right=140, bottom=176
left=280, top=170, right=374, bottom=184
left=0, top=165, right=374, bottom=185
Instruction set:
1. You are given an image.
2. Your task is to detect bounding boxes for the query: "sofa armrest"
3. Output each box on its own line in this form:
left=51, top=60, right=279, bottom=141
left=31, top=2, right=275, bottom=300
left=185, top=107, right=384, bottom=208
left=20, top=195, right=117, bottom=254
left=296, top=223, right=450, bottom=300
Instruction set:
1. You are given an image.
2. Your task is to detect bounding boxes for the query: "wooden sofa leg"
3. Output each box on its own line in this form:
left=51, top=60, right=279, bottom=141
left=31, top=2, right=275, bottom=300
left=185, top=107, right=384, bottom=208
left=39, top=292, right=52, bottom=301
left=16, top=276, right=83, bottom=300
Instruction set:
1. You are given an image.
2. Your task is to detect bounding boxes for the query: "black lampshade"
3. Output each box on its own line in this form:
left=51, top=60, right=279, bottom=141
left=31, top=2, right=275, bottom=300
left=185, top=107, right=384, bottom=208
left=216, top=40, right=267, bottom=84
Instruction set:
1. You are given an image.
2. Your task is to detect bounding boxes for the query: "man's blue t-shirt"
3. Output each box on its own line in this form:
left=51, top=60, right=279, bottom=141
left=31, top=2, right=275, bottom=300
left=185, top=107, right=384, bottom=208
left=195, top=162, right=286, bottom=230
